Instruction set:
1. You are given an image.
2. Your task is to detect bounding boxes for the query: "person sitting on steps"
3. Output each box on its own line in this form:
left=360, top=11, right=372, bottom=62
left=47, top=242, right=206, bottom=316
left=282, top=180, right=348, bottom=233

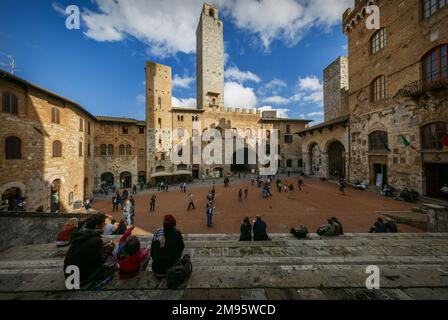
left=150, top=215, right=184, bottom=278
left=116, top=225, right=150, bottom=279
left=239, top=217, right=253, bottom=241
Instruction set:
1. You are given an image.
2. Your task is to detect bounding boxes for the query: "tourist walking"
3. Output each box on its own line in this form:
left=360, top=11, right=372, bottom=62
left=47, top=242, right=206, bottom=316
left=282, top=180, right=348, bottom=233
left=149, top=194, right=156, bottom=213
left=238, top=189, right=243, bottom=202
left=206, top=204, right=214, bottom=227
left=112, top=196, right=118, bottom=212
left=244, top=187, right=248, bottom=199
left=132, top=185, right=137, bottom=195
left=187, top=193, right=195, bottom=211
left=298, top=176, right=304, bottom=191
left=339, top=178, right=346, bottom=195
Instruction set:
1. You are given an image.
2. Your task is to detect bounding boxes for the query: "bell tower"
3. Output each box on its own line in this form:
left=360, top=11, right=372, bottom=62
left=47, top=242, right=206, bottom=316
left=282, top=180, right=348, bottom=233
left=196, top=3, right=224, bottom=110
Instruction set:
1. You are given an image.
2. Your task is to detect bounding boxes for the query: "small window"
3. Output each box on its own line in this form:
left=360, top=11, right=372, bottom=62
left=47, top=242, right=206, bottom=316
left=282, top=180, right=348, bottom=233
left=51, top=108, right=60, bottom=124
left=421, top=122, right=447, bottom=150
left=158, top=97, right=161, bottom=107
left=101, top=144, right=107, bottom=156
left=369, top=131, right=389, bottom=151
left=158, top=118, right=162, bottom=128
left=209, top=8, right=215, bottom=17
left=53, top=141, right=62, bottom=158
left=371, top=76, right=386, bottom=102
left=87, top=122, right=91, bottom=135
left=126, top=144, right=132, bottom=155
left=119, top=144, right=125, bottom=155
left=139, top=126, right=145, bottom=134
left=79, top=118, right=84, bottom=132
left=79, top=141, right=83, bottom=157
left=423, top=0, right=446, bottom=19
left=5, top=136, right=21, bottom=159
left=286, top=125, right=291, bottom=134
left=108, top=144, right=114, bottom=156
left=181, top=115, right=184, bottom=122
left=284, top=134, right=293, bottom=144
left=2, top=92, right=18, bottom=115
left=87, top=143, right=91, bottom=157
left=286, top=159, right=292, bottom=168
left=266, top=144, right=271, bottom=155
left=178, top=147, right=183, bottom=157
left=371, top=28, right=387, bottom=54
left=139, top=148, right=145, bottom=156
left=122, top=126, right=129, bottom=134
left=422, top=44, right=448, bottom=83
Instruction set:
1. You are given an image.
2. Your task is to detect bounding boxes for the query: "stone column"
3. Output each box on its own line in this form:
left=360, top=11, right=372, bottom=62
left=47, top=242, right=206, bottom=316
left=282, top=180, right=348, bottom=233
left=425, top=204, right=448, bottom=232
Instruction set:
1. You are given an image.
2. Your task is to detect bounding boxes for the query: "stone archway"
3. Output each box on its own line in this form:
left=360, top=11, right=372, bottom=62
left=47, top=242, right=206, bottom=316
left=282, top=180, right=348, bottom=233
left=327, top=140, right=346, bottom=179
left=309, top=143, right=322, bottom=175
left=119, top=172, right=132, bottom=189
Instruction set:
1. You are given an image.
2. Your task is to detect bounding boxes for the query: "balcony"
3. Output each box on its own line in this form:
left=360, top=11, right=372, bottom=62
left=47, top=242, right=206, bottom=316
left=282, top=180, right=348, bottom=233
left=397, top=71, right=448, bottom=99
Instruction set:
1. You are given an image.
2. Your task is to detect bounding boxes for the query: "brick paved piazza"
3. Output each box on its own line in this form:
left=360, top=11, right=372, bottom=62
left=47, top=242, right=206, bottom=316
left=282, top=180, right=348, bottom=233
left=93, top=177, right=421, bottom=235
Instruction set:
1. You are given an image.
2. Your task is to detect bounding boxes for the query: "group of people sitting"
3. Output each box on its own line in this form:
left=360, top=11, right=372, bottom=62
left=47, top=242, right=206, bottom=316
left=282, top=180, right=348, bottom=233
left=239, top=216, right=270, bottom=241
left=316, top=217, right=344, bottom=237
left=369, top=217, right=398, bottom=233
left=60, top=213, right=185, bottom=288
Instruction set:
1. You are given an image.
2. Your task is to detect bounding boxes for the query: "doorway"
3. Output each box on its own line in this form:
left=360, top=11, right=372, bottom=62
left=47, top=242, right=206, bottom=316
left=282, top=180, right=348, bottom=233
left=1, top=187, right=22, bottom=211
left=51, top=179, right=61, bottom=213
left=425, top=163, right=448, bottom=199
left=372, top=163, right=388, bottom=187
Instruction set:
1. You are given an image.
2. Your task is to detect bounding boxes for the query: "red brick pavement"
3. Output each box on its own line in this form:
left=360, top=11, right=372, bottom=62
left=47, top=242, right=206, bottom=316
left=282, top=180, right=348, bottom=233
left=94, top=177, right=421, bottom=235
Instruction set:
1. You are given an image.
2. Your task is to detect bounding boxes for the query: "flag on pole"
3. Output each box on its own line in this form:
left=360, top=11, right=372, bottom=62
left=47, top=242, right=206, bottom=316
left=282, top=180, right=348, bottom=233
left=401, top=134, right=416, bottom=151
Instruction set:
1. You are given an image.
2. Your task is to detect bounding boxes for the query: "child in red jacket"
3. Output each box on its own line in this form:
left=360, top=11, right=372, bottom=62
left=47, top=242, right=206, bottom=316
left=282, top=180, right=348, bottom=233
left=117, top=226, right=150, bottom=279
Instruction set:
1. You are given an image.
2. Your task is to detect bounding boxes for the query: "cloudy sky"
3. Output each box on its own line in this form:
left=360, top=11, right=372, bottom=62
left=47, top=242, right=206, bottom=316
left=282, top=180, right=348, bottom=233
left=0, top=0, right=352, bottom=124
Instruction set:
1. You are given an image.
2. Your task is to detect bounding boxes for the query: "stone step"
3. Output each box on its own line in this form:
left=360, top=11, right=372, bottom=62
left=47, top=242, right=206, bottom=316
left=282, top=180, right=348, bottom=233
left=1, top=264, right=447, bottom=293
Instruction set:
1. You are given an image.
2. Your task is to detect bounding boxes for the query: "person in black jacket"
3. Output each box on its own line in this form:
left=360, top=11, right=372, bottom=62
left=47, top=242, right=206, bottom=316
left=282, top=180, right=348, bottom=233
left=150, top=215, right=185, bottom=277
left=239, top=217, right=252, bottom=241
left=253, top=215, right=270, bottom=241
left=63, top=213, right=115, bottom=284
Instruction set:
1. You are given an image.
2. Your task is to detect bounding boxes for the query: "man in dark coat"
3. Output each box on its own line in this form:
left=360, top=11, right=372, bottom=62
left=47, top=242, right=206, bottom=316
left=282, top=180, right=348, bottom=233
left=253, top=215, right=270, bottom=241
left=64, top=213, right=115, bottom=284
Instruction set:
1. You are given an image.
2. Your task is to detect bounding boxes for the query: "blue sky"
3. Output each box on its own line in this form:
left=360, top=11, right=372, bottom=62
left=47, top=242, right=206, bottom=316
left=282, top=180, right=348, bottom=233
left=0, top=0, right=351, bottom=124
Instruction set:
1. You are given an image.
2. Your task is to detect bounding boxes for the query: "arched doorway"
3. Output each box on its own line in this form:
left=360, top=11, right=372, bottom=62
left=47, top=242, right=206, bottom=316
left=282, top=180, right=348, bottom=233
left=309, top=143, right=321, bottom=175
left=231, top=147, right=258, bottom=173
left=327, top=141, right=346, bottom=179
left=101, top=172, right=114, bottom=187
left=50, top=179, right=61, bottom=213
left=120, top=172, right=132, bottom=189
left=1, top=187, right=22, bottom=211
left=138, top=171, right=146, bottom=185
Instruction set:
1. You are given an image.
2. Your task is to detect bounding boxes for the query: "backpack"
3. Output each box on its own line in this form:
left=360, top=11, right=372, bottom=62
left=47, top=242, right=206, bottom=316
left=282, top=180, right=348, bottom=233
left=290, top=226, right=308, bottom=239
left=166, top=254, right=193, bottom=290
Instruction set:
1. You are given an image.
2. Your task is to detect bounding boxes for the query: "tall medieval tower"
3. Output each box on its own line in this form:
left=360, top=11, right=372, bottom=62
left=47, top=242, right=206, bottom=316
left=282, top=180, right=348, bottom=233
left=145, top=61, right=173, bottom=178
left=196, top=3, right=224, bottom=110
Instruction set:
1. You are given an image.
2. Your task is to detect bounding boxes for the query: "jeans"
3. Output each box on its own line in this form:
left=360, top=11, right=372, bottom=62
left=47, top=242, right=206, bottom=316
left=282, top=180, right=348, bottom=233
left=207, top=214, right=212, bottom=227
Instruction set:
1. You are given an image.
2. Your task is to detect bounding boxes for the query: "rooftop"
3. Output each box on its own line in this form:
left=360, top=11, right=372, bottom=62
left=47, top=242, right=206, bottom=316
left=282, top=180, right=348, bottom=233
left=296, top=115, right=349, bottom=135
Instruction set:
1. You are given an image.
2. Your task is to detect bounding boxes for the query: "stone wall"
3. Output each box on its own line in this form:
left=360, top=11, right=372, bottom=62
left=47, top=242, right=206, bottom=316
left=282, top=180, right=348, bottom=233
left=323, top=56, right=348, bottom=122
left=0, top=212, right=88, bottom=252
left=0, top=78, right=95, bottom=213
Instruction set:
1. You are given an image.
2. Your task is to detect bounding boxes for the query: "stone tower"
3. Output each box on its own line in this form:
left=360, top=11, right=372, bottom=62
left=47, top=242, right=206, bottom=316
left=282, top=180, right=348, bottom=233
left=145, top=61, right=173, bottom=178
left=196, top=3, right=224, bottom=110
left=323, top=56, right=349, bottom=121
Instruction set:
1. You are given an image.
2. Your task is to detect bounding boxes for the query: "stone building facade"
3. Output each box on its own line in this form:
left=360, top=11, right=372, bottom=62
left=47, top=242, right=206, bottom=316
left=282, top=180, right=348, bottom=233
left=343, top=0, right=448, bottom=197
left=93, top=117, right=146, bottom=191
left=299, top=56, right=350, bottom=180
left=0, top=71, right=95, bottom=213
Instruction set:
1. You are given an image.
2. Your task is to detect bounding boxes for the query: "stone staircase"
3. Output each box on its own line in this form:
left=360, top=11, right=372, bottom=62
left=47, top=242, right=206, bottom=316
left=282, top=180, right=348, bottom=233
left=1, top=233, right=448, bottom=300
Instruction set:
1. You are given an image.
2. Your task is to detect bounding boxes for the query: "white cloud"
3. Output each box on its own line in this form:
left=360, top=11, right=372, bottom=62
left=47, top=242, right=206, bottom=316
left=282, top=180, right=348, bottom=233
left=51, top=2, right=66, bottom=16
left=341, top=44, right=348, bottom=51
left=261, top=96, right=290, bottom=105
left=298, top=75, right=322, bottom=91
left=136, top=94, right=145, bottom=105
left=307, top=111, right=324, bottom=117
left=224, top=82, right=257, bottom=108
left=225, top=66, right=261, bottom=83
left=258, top=106, right=289, bottom=118
left=172, top=97, right=196, bottom=108
left=64, top=0, right=351, bottom=57
left=172, top=74, right=195, bottom=89
left=80, top=0, right=204, bottom=57
left=218, top=0, right=352, bottom=50
left=258, top=78, right=287, bottom=96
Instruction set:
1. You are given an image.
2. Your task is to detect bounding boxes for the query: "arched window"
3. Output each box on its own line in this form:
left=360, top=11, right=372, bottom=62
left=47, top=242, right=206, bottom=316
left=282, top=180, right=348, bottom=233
left=155, top=165, right=165, bottom=173
left=5, top=136, right=21, bottom=159
left=422, top=44, right=447, bottom=83
left=371, top=76, right=386, bottom=102
left=421, top=122, right=447, bottom=150
left=209, top=8, right=215, bottom=17
left=51, top=108, right=60, bottom=124
left=370, top=28, right=387, bottom=54
left=177, top=164, right=188, bottom=171
left=79, top=141, right=83, bottom=157
left=119, top=144, right=125, bottom=155
left=100, top=144, right=107, bottom=156
left=158, top=97, right=161, bottom=106
left=422, top=0, right=447, bottom=19
left=2, top=92, right=18, bottom=115
left=286, top=159, right=292, bottom=168
left=126, top=144, right=132, bottom=155
left=369, top=131, right=389, bottom=151
left=53, top=141, right=62, bottom=158
left=108, top=144, right=114, bottom=156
